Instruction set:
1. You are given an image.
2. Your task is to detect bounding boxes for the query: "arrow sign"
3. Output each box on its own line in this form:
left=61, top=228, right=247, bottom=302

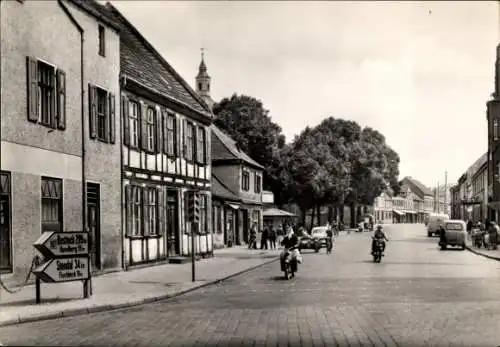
left=33, top=257, right=89, bottom=283
left=34, top=232, right=89, bottom=258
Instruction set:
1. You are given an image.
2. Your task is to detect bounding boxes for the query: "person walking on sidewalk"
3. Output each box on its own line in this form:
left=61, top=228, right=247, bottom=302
left=260, top=226, right=269, bottom=250
left=248, top=223, right=257, bottom=249
left=268, top=225, right=277, bottom=250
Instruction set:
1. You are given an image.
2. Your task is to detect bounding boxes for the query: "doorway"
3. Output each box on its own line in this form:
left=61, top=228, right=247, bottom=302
left=87, top=183, right=101, bottom=271
left=0, top=172, right=12, bottom=273
left=166, top=190, right=179, bottom=256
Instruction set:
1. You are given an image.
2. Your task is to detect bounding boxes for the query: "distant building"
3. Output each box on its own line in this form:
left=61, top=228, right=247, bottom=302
left=400, top=176, right=435, bottom=221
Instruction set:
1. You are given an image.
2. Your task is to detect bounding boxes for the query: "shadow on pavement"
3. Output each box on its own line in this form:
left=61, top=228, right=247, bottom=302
left=269, top=275, right=289, bottom=281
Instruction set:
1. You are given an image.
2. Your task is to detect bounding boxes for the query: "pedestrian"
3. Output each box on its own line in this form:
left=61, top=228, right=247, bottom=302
left=248, top=223, right=257, bottom=249
left=268, top=225, right=277, bottom=250
left=260, top=226, right=269, bottom=250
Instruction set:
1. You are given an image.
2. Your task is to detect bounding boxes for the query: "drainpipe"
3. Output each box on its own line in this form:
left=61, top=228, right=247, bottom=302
left=121, top=77, right=127, bottom=270
left=80, top=31, right=90, bottom=295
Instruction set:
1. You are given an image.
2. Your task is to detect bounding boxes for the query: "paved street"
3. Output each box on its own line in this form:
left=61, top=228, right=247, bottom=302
left=1, top=224, right=500, bottom=347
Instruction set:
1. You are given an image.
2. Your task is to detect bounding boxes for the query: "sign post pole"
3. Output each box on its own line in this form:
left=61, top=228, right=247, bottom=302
left=191, top=221, right=196, bottom=282
left=35, top=277, right=41, bottom=304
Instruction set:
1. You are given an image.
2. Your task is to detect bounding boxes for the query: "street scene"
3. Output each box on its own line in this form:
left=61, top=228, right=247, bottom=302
left=1, top=0, right=500, bottom=346
left=1, top=224, right=500, bottom=346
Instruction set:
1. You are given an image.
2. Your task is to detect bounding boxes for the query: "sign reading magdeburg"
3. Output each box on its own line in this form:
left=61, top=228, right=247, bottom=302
left=34, top=231, right=88, bottom=258
left=33, top=231, right=90, bottom=283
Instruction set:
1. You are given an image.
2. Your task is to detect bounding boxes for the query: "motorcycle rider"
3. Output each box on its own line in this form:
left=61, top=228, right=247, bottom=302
left=326, top=223, right=334, bottom=249
left=280, top=226, right=300, bottom=275
left=371, top=225, right=388, bottom=255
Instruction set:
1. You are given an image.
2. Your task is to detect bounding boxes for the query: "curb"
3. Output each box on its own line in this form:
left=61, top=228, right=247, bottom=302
left=0, top=256, right=279, bottom=328
left=465, top=246, right=500, bottom=261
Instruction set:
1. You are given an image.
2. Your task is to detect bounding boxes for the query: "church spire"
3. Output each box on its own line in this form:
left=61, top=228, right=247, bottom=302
left=195, top=48, right=214, bottom=109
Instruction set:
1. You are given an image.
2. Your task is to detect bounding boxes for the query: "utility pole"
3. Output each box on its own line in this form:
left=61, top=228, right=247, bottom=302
left=436, top=181, right=440, bottom=213
left=444, top=171, right=448, bottom=215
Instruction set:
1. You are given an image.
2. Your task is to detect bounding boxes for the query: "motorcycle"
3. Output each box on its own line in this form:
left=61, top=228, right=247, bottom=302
left=372, top=237, right=385, bottom=263
left=281, top=246, right=299, bottom=280
left=326, top=237, right=333, bottom=254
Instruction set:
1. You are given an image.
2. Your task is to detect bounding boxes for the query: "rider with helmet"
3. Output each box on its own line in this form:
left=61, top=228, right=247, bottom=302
left=371, top=225, right=388, bottom=255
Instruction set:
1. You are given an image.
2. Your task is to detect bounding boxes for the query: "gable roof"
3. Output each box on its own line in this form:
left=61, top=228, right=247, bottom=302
left=401, top=176, right=433, bottom=197
left=66, top=0, right=121, bottom=31
left=211, top=173, right=241, bottom=202
left=211, top=125, right=264, bottom=169
left=105, top=3, right=212, bottom=119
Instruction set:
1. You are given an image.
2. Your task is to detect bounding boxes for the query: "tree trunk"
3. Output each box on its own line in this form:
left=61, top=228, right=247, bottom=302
left=340, top=204, right=345, bottom=224
left=311, top=207, right=316, bottom=229
left=327, top=205, right=333, bottom=224
left=350, top=203, right=356, bottom=228
left=316, top=205, right=321, bottom=225
left=300, top=206, right=306, bottom=226
left=333, top=205, right=338, bottom=222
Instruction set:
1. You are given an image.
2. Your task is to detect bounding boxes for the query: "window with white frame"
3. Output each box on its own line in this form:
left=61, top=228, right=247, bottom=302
left=146, top=107, right=155, bottom=152
left=128, top=101, right=139, bottom=148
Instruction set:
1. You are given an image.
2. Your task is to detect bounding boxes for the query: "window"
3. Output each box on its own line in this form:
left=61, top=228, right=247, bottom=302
left=89, top=85, right=115, bottom=143
left=97, top=88, right=108, bottom=140
left=164, top=113, right=176, bottom=156
left=126, top=185, right=159, bottom=237
left=144, top=188, right=157, bottom=236
left=196, top=127, right=206, bottom=163
left=185, top=122, right=194, bottom=161
left=98, top=25, right=105, bottom=57
left=494, top=118, right=498, bottom=141
left=242, top=170, right=250, bottom=191
left=198, top=82, right=202, bottom=91
left=130, top=186, right=142, bottom=236
left=129, top=101, right=139, bottom=148
left=199, top=194, right=208, bottom=234
left=41, top=177, right=63, bottom=233
left=26, top=58, right=66, bottom=130
left=146, top=107, right=156, bottom=152
left=254, top=174, right=261, bottom=193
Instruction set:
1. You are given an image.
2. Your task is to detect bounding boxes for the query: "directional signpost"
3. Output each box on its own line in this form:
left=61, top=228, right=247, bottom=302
left=33, top=231, right=91, bottom=303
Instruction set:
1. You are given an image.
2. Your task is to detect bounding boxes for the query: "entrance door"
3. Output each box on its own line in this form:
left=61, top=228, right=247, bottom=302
left=0, top=172, right=11, bottom=273
left=166, top=190, right=179, bottom=256
left=87, top=183, right=101, bottom=271
left=242, top=209, right=249, bottom=243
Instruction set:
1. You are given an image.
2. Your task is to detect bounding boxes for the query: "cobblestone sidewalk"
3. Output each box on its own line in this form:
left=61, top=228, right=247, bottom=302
left=0, top=247, right=280, bottom=327
left=465, top=234, right=500, bottom=261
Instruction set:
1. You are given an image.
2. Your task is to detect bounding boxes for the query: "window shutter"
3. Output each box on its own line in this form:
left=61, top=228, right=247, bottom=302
left=142, top=187, right=149, bottom=236
left=122, top=95, right=130, bottom=146
left=194, top=125, right=199, bottom=163
left=140, top=101, right=148, bottom=151
left=155, top=106, right=162, bottom=153
left=125, top=185, right=132, bottom=236
left=56, top=69, right=66, bottom=130
left=158, top=187, right=165, bottom=236
left=50, top=71, right=57, bottom=129
left=204, top=126, right=210, bottom=164
left=183, top=119, right=188, bottom=159
left=89, top=84, right=97, bottom=139
left=26, top=56, right=38, bottom=123
left=162, top=111, right=168, bottom=155
left=109, top=93, right=116, bottom=144
left=175, top=115, right=181, bottom=157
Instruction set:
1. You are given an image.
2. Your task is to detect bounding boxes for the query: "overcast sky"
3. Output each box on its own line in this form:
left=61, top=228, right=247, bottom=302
left=111, top=1, right=499, bottom=188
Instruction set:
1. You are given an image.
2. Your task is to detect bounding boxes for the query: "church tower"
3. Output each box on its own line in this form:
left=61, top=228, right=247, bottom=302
left=196, top=48, right=214, bottom=109
left=495, top=43, right=500, bottom=99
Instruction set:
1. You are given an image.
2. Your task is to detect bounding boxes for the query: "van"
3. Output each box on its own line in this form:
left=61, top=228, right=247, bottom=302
left=427, top=213, right=450, bottom=237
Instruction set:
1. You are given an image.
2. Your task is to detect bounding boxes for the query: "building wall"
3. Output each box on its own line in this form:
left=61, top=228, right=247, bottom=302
left=212, top=165, right=239, bottom=193
left=238, top=164, right=263, bottom=203
left=65, top=1, right=122, bottom=271
left=0, top=0, right=83, bottom=281
left=121, top=89, right=212, bottom=266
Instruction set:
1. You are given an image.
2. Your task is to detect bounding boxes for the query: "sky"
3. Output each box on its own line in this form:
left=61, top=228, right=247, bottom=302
left=110, top=1, right=499, bottom=188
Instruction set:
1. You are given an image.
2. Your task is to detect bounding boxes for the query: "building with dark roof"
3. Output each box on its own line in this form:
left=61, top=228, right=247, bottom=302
left=400, top=176, right=436, bottom=218
left=105, top=3, right=214, bottom=266
left=0, top=0, right=125, bottom=284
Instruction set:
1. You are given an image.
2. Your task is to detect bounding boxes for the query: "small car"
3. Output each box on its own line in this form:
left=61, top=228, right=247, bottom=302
left=310, top=226, right=329, bottom=246
left=298, top=233, right=321, bottom=252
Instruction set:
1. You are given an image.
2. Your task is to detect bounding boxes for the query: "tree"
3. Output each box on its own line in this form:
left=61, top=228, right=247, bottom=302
left=213, top=94, right=290, bottom=205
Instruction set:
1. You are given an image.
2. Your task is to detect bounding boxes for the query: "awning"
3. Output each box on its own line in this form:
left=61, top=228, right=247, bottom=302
left=393, top=209, right=404, bottom=216
left=263, top=207, right=296, bottom=217
left=226, top=203, right=240, bottom=210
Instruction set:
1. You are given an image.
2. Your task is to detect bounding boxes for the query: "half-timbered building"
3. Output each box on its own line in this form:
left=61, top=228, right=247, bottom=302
left=106, top=4, right=213, bottom=267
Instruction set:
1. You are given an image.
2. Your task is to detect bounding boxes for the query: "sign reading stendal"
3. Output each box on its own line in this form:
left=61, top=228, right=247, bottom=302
left=33, top=257, right=89, bottom=283
left=34, top=231, right=89, bottom=258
